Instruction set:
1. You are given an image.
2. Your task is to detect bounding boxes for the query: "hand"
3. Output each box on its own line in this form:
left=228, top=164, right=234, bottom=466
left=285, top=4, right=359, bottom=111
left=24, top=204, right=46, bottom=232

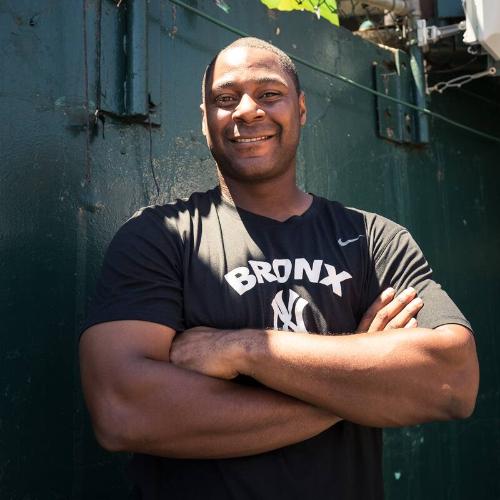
left=170, top=326, right=241, bottom=379
left=356, top=287, right=423, bottom=333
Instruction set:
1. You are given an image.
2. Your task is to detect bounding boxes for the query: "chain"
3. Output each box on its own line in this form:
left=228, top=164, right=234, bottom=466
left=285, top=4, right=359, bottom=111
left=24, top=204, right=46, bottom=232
left=428, top=67, right=497, bottom=94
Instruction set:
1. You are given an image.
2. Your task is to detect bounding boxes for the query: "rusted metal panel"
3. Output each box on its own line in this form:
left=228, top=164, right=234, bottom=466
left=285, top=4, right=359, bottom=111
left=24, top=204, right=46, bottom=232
left=374, top=50, right=416, bottom=144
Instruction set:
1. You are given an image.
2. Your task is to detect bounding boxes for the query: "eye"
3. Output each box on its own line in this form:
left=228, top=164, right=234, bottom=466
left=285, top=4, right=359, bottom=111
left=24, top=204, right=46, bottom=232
left=215, top=95, right=238, bottom=107
left=260, top=91, right=282, bottom=101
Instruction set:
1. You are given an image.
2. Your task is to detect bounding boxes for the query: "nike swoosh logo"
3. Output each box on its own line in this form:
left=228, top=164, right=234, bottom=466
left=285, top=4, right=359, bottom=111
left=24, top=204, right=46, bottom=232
left=338, top=235, right=364, bottom=247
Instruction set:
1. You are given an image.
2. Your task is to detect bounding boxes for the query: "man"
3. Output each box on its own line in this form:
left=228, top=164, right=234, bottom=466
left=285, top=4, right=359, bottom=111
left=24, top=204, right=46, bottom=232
left=80, top=38, right=479, bottom=499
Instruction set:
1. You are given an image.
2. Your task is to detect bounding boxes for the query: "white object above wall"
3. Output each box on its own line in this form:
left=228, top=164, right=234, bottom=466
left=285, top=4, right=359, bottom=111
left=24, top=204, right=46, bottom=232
left=463, top=0, right=500, bottom=60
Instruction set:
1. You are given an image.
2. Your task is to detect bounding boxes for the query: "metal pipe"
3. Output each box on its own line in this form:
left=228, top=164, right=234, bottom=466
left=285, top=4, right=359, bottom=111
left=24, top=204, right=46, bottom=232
left=126, top=0, right=149, bottom=116
left=420, top=20, right=466, bottom=46
left=361, top=0, right=410, bottom=16
left=435, top=21, right=466, bottom=40
left=408, top=0, right=429, bottom=143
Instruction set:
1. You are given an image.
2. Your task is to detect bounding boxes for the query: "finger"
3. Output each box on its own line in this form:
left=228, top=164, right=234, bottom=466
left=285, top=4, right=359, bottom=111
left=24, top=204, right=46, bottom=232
left=369, top=287, right=417, bottom=332
left=385, top=297, right=423, bottom=330
left=356, top=288, right=395, bottom=333
left=404, top=317, right=418, bottom=329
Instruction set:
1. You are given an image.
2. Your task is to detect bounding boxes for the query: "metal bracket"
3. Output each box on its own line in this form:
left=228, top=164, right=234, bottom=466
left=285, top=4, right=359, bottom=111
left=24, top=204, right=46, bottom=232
left=374, top=50, right=417, bottom=144
left=98, top=0, right=162, bottom=125
left=125, top=0, right=162, bottom=124
left=416, top=19, right=466, bottom=49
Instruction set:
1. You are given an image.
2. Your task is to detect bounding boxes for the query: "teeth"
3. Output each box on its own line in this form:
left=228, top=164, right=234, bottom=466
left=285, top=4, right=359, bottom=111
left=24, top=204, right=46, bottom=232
left=233, top=136, right=269, bottom=143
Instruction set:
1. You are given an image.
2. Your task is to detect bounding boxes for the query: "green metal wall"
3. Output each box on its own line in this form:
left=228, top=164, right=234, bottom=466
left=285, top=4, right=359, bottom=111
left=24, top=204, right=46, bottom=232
left=1, top=1, right=499, bottom=498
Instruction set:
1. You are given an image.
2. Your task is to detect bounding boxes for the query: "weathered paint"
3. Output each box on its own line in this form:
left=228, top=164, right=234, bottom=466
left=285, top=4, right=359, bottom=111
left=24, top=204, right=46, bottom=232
left=0, top=1, right=499, bottom=498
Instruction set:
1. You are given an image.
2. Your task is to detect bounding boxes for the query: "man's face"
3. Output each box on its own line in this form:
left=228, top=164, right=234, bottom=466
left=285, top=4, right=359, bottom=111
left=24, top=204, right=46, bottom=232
left=202, top=46, right=306, bottom=184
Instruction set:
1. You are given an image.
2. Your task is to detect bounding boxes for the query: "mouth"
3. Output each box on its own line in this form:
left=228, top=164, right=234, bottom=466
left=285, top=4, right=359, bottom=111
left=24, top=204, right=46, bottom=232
left=229, top=135, right=274, bottom=144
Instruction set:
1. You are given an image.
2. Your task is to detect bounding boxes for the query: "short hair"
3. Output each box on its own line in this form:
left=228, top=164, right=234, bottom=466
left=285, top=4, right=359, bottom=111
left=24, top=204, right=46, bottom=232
left=202, top=37, right=301, bottom=101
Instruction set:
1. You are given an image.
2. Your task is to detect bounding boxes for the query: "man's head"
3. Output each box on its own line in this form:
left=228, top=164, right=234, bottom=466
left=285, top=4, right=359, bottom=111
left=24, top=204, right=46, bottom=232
left=202, top=38, right=301, bottom=101
left=200, top=37, right=306, bottom=185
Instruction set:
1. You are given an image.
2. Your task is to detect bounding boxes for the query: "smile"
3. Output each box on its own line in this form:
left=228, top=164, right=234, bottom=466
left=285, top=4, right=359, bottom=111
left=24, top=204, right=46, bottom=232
left=230, top=136, right=273, bottom=143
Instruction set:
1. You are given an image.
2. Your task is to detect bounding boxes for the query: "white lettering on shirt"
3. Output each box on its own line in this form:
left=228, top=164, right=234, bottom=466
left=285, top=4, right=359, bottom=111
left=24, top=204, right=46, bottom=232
left=319, top=264, right=352, bottom=297
left=273, top=259, right=292, bottom=283
left=224, top=258, right=352, bottom=296
left=224, top=266, right=257, bottom=296
left=294, top=258, right=322, bottom=283
left=248, top=260, right=278, bottom=283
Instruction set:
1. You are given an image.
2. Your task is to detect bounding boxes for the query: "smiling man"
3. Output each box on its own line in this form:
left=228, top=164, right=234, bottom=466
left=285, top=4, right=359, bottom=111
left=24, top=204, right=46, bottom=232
left=80, top=38, right=479, bottom=499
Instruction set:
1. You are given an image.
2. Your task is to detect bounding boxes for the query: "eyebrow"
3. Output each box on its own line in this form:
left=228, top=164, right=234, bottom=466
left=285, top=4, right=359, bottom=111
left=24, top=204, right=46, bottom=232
left=212, top=76, right=288, bottom=91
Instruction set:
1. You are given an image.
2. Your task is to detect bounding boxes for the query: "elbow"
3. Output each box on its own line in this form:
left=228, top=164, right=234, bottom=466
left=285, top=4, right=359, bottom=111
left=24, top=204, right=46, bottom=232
left=94, top=430, right=122, bottom=453
left=452, top=395, right=477, bottom=420
left=440, top=382, right=477, bottom=421
left=88, top=396, right=135, bottom=453
left=93, top=420, right=127, bottom=453
left=446, top=368, right=479, bottom=420
left=441, top=331, right=480, bottom=421
left=89, top=396, right=183, bottom=457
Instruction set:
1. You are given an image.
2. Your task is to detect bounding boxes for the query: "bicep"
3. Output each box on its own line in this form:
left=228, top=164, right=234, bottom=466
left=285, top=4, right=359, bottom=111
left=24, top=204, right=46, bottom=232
left=435, top=323, right=472, bottom=337
left=80, top=320, right=176, bottom=361
left=434, top=323, right=476, bottom=359
left=79, top=320, right=176, bottom=408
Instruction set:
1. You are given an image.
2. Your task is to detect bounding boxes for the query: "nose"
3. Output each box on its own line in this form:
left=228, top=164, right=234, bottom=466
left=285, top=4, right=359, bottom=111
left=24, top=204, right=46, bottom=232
left=232, top=94, right=265, bottom=123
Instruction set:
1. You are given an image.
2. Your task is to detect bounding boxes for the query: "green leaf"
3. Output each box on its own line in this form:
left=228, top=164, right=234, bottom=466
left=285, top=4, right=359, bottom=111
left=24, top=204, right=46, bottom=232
left=259, top=0, right=339, bottom=26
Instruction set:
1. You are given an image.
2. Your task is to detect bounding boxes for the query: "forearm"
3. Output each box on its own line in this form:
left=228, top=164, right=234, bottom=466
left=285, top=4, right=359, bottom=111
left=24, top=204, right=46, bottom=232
left=92, top=358, right=338, bottom=459
left=233, top=326, right=478, bottom=427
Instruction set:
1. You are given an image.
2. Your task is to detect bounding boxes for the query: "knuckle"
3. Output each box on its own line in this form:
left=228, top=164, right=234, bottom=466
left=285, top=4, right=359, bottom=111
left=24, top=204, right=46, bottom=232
left=405, top=317, right=417, bottom=328
left=410, top=296, right=419, bottom=305
left=375, top=310, right=389, bottom=322
left=362, top=313, right=375, bottom=324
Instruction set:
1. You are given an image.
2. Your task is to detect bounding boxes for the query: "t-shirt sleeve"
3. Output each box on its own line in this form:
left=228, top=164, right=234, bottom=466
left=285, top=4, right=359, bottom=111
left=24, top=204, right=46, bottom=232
left=80, top=208, right=185, bottom=334
left=367, top=217, right=472, bottom=331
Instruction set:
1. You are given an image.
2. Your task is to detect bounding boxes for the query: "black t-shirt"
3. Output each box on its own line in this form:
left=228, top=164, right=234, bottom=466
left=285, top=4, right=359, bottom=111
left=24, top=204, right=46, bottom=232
left=83, top=187, right=471, bottom=500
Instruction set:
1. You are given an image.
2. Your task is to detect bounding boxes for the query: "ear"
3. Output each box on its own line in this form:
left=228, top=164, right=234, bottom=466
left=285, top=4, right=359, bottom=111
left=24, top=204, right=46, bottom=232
left=200, top=103, right=207, bottom=137
left=299, top=91, right=307, bottom=126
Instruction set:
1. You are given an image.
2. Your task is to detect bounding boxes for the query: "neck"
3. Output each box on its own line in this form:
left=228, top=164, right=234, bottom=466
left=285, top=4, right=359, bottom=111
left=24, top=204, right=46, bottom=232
left=217, top=168, right=312, bottom=222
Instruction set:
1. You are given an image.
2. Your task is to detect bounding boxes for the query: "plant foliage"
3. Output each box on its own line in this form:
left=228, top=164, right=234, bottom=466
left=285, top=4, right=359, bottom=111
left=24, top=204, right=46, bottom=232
left=260, top=0, right=339, bottom=26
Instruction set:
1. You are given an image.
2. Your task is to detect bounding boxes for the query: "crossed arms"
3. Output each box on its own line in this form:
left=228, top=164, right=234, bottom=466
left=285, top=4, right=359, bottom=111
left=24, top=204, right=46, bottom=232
left=79, top=287, right=479, bottom=459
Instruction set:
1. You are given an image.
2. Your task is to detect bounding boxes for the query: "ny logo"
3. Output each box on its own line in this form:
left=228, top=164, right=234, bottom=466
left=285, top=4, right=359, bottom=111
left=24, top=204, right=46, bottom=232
left=271, top=289, right=309, bottom=332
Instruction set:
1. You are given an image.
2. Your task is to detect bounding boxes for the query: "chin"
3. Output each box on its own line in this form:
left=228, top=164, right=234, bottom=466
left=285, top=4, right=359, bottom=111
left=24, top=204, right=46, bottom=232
left=218, top=160, right=287, bottom=184
left=212, top=146, right=295, bottom=182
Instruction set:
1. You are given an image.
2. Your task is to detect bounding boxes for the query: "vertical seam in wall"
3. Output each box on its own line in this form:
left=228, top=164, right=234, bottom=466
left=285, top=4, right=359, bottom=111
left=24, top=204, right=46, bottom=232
left=83, top=0, right=92, bottom=185
left=96, top=0, right=102, bottom=115
left=72, top=2, right=91, bottom=499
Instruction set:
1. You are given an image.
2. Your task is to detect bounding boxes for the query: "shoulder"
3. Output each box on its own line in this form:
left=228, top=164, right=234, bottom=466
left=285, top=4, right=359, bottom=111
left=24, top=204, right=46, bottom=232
left=348, top=208, right=407, bottom=254
left=313, top=195, right=410, bottom=255
left=313, top=195, right=366, bottom=230
left=119, top=188, right=218, bottom=238
left=314, top=195, right=404, bottom=235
